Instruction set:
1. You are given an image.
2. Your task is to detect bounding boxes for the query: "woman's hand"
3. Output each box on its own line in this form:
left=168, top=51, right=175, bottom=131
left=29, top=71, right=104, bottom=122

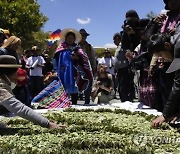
left=152, top=114, right=180, bottom=128
left=168, top=28, right=176, bottom=35
left=99, top=85, right=111, bottom=93
left=153, top=14, right=167, bottom=24
left=48, top=122, right=66, bottom=129
left=125, top=50, right=134, bottom=61
left=148, top=66, right=154, bottom=77
left=151, top=115, right=166, bottom=128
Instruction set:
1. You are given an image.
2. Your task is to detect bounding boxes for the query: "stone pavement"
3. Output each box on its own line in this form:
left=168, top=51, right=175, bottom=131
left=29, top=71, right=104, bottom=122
left=77, top=97, right=120, bottom=105
left=76, top=94, right=139, bottom=105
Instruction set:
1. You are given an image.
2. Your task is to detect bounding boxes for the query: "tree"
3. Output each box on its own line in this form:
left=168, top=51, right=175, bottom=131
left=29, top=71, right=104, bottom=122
left=0, top=0, right=48, bottom=48
left=31, top=31, right=49, bottom=52
left=146, top=11, right=157, bottom=19
left=94, top=48, right=115, bottom=58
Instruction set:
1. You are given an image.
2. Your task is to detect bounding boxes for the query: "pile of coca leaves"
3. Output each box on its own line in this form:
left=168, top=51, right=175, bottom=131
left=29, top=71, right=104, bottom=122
left=0, top=108, right=180, bottom=154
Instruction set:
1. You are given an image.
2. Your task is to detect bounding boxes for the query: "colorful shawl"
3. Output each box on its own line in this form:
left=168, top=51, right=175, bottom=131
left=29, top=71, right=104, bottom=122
left=161, top=11, right=180, bottom=33
left=32, top=78, right=70, bottom=109
left=55, top=42, right=77, bottom=93
left=73, top=48, right=93, bottom=93
left=55, top=43, right=93, bottom=93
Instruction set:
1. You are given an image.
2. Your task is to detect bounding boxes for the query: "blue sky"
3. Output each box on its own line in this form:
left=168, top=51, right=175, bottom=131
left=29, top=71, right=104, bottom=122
left=37, top=0, right=165, bottom=48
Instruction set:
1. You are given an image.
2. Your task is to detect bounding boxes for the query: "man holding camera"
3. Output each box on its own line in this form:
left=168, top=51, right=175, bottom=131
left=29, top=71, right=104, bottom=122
left=114, top=10, right=140, bottom=102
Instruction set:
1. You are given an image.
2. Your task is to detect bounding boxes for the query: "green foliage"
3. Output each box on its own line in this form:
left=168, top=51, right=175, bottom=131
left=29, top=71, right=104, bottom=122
left=0, top=108, right=180, bottom=153
left=146, top=11, right=157, bottom=19
left=94, top=48, right=116, bottom=58
left=30, top=31, right=49, bottom=54
left=0, top=0, right=48, bottom=48
left=94, top=48, right=105, bottom=58
left=47, top=41, right=59, bottom=58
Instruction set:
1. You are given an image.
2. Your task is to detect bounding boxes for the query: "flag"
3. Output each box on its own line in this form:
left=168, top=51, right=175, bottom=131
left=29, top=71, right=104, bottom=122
left=47, top=29, right=61, bottom=48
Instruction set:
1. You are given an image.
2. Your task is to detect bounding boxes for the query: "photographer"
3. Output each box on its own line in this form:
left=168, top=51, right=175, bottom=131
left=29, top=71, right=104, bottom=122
left=122, top=16, right=140, bottom=51
left=91, top=64, right=114, bottom=104
left=126, top=18, right=159, bottom=109
left=98, top=49, right=116, bottom=98
left=115, top=12, right=140, bottom=102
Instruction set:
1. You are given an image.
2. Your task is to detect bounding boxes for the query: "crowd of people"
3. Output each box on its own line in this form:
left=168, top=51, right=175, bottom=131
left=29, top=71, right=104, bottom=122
left=0, top=0, right=180, bottom=128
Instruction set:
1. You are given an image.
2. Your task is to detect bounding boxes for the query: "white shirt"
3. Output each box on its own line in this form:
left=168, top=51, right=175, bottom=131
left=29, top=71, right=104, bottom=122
left=26, top=56, right=46, bottom=76
left=98, top=57, right=115, bottom=75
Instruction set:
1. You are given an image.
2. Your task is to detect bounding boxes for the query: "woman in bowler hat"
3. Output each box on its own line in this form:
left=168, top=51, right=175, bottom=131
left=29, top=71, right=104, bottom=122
left=0, top=55, right=65, bottom=128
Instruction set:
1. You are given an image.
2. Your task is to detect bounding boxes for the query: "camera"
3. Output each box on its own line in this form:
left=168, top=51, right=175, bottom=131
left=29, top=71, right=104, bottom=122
left=123, top=17, right=139, bottom=32
left=123, top=26, right=131, bottom=32
left=130, top=52, right=150, bottom=70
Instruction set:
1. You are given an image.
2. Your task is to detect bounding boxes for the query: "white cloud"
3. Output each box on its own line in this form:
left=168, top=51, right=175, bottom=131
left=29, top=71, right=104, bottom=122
left=103, top=43, right=116, bottom=48
left=93, top=43, right=116, bottom=49
left=77, top=17, right=91, bottom=25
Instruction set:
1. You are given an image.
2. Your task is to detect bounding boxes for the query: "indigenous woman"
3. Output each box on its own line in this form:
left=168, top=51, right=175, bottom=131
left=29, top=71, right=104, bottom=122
left=53, top=28, right=93, bottom=105
left=0, top=35, right=21, bottom=63
left=0, top=55, right=63, bottom=128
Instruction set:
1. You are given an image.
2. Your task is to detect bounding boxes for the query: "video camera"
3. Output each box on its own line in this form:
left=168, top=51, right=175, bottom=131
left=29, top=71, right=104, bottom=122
left=122, top=17, right=139, bottom=32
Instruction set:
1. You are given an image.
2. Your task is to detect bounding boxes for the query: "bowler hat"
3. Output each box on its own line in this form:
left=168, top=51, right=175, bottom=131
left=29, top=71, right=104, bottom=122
left=0, top=55, right=21, bottom=68
left=79, top=29, right=90, bottom=36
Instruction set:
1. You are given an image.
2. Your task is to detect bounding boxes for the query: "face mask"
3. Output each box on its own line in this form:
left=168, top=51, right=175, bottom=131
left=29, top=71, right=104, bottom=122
left=10, top=82, right=16, bottom=89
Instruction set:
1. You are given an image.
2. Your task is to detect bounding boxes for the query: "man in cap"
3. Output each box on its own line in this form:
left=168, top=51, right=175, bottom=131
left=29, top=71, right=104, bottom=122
left=0, top=55, right=64, bottom=128
left=78, top=28, right=96, bottom=104
left=26, top=46, right=46, bottom=100
left=114, top=10, right=140, bottom=102
left=42, top=54, right=53, bottom=76
left=79, top=29, right=96, bottom=74
left=98, top=48, right=115, bottom=76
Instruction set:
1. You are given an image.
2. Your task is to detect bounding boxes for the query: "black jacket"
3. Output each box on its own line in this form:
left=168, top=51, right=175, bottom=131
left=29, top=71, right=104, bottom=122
left=0, top=47, right=19, bottom=63
left=163, top=69, right=180, bottom=118
left=163, top=23, right=180, bottom=118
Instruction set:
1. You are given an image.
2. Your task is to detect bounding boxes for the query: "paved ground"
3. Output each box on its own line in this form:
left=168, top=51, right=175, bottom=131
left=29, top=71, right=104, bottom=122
left=77, top=98, right=120, bottom=105
left=75, top=94, right=139, bottom=105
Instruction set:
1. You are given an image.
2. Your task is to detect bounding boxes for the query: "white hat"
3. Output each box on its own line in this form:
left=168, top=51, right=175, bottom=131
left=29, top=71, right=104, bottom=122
left=60, top=28, right=82, bottom=43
